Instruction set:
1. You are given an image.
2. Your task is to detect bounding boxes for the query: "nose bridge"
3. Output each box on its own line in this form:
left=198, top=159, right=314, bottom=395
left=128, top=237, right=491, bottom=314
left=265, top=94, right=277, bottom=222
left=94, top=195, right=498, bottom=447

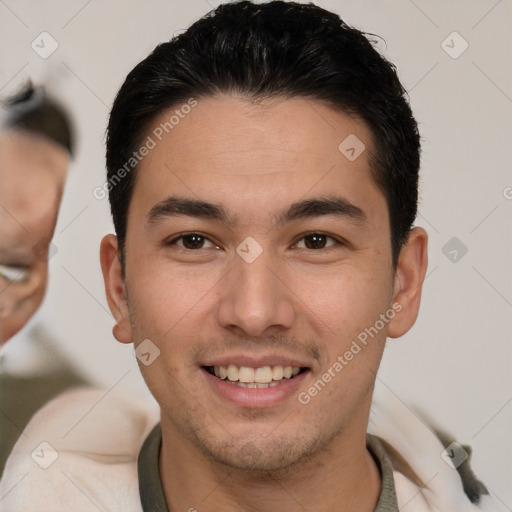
left=216, top=241, right=294, bottom=336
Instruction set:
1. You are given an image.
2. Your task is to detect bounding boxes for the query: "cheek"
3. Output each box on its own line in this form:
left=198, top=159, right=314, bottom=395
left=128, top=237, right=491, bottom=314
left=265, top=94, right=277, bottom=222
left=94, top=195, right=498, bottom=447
left=0, top=313, right=18, bottom=343
left=0, top=301, right=36, bottom=342
left=127, top=265, right=218, bottom=340
left=302, top=280, right=390, bottom=414
left=125, top=267, right=220, bottom=400
left=24, top=270, right=47, bottom=312
left=293, top=261, right=393, bottom=335
left=17, top=290, right=46, bottom=333
left=2, top=269, right=46, bottom=314
left=297, top=262, right=393, bottom=405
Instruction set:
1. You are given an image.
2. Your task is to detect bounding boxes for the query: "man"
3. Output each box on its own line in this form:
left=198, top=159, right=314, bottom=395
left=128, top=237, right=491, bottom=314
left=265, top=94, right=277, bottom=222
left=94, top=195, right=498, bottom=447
left=0, top=83, right=87, bottom=477
left=0, top=2, right=502, bottom=510
left=0, top=83, right=73, bottom=344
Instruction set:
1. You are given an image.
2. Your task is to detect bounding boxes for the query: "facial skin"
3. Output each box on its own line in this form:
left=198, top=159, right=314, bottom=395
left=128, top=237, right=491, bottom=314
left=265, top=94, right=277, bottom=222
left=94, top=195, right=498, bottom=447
left=0, top=131, right=69, bottom=344
left=101, top=95, right=428, bottom=511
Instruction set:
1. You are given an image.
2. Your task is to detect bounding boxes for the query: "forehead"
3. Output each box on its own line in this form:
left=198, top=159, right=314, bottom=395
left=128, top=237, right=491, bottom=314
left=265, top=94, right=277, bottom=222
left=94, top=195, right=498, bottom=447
left=0, top=131, right=69, bottom=250
left=131, top=95, right=385, bottom=224
left=147, top=95, right=373, bottom=166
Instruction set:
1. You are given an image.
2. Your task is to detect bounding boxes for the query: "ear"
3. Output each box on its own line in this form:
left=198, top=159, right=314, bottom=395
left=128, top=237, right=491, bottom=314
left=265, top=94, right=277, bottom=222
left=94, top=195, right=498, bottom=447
left=387, top=227, right=428, bottom=338
left=99, top=234, right=133, bottom=344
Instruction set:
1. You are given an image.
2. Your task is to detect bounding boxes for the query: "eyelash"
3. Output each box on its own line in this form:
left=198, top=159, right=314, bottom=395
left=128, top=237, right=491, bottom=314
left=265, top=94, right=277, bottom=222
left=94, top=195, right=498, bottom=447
left=165, top=232, right=342, bottom=251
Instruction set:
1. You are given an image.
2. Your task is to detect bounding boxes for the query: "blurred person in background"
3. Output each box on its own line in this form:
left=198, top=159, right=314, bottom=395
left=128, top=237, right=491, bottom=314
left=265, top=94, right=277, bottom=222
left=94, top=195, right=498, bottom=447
left=0, top=3, right=503, bottom=511
left=0, top=82, right=87, bottom=477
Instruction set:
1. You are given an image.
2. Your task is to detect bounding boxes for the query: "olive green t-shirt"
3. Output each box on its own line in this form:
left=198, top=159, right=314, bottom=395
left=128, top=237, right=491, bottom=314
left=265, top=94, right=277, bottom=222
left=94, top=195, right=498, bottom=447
left=138, top=424, right=399, bottom=511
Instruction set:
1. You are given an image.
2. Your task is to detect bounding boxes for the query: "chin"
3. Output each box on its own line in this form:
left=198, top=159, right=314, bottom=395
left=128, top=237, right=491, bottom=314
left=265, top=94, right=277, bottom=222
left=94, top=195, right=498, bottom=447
left=196, top=431, right=327, bottom=475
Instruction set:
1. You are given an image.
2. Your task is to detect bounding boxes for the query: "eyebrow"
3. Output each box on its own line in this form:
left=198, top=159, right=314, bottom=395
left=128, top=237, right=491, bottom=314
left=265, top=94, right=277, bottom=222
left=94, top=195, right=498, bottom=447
left=146, top=194, right=366, bottom=228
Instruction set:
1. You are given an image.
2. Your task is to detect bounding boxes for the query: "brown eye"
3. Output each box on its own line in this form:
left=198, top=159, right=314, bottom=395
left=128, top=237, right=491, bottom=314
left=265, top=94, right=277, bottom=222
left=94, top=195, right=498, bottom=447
left=295, top=233, right=337, bottom=250
left=167, top=233, right=218, bottom=250
left=181, top=234, right=206, bottom=249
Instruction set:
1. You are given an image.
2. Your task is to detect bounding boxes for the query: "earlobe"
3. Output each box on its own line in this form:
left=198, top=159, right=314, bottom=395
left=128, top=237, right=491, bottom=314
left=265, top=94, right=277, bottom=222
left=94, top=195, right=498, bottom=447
left=387, top=227, right=428, bottom=338
left=99, top=234, right=133, bottom=344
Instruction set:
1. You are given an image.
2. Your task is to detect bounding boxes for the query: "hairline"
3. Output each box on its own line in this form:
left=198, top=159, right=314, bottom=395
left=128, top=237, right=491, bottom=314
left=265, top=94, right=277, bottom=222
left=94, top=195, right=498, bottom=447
left=116, top=92, right=400, bottom=273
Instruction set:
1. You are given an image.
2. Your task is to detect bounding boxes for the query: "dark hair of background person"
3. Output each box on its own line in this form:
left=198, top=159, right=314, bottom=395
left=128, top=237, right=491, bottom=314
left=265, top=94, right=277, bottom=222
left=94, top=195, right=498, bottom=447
left=106, top=0, right=421, bottom=270
left=1, top=81, right=75, bottom=157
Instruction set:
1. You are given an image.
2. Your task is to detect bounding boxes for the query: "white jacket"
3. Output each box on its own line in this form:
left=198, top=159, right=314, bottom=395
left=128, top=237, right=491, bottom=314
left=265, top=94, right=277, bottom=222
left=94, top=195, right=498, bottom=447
left=0, top=384, right=505, bottom=511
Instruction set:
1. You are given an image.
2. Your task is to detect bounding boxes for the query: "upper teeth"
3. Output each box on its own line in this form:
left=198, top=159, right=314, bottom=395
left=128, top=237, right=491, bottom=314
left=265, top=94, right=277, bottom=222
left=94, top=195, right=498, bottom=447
left=213, top=365, right=301, bottom=383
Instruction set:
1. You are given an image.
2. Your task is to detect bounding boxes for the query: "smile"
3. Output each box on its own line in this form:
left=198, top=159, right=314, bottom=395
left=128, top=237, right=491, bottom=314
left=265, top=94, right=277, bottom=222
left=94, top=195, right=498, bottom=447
left=204, top=364, right=307, bottom=388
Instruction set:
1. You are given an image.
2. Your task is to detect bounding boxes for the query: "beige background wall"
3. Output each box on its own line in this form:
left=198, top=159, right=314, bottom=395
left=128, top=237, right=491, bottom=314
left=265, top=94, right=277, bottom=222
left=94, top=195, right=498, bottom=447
left=1, top=0, right=510, bottom=502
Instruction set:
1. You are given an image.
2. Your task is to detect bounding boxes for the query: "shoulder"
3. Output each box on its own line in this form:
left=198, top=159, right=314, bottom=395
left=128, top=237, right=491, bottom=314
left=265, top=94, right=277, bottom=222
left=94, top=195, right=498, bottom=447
left=0, top=386, right=159, bottom=511
left=368, top=385, right=505, bottom=512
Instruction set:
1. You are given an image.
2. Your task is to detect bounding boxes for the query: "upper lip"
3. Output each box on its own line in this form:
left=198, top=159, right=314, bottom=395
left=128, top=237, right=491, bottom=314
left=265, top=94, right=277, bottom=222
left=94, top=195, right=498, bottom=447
left=202, top=354, right=312, bottom=369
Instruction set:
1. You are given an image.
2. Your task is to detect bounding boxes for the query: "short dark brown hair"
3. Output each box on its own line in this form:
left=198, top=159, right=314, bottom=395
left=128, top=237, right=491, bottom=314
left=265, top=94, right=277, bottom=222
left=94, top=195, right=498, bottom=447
left=106, top=0, right=420, bottom=268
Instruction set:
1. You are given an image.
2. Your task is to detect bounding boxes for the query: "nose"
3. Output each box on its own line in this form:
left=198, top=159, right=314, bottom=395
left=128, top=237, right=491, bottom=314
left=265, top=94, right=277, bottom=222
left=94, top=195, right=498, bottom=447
left=216, top=245, right=295, bottom=338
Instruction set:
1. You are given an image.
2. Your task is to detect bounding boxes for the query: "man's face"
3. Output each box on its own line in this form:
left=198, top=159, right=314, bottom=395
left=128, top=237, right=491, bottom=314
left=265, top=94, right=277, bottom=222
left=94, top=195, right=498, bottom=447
left=0, top=131, right=69, bottom=344
left=102, top=95, right=426, bottom=471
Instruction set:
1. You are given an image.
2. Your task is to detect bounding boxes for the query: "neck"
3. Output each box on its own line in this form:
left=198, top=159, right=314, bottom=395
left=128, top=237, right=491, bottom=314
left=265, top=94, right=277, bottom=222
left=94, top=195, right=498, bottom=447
left=159, top=411, right=381, bottom=512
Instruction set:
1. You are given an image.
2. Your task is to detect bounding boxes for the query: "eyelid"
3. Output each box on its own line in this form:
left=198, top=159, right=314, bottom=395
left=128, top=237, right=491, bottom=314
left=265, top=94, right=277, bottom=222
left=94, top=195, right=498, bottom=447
left=166, top=231, right=344, bottom=250
left=293, top=232, right=341, bottom=249
left=0, top=264, right=30, bottom=283
left=166, top=232, right=219, bottom=249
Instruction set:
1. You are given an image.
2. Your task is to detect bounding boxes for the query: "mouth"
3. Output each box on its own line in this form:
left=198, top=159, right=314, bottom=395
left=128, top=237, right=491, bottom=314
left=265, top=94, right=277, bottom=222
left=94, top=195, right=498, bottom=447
left=203, top=364, right=309, bottom=388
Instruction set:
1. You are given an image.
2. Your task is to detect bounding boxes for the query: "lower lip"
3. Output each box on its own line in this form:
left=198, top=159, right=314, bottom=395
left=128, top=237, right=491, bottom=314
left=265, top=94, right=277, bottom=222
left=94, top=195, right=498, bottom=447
left=201, top=368, right=309, bottom=408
